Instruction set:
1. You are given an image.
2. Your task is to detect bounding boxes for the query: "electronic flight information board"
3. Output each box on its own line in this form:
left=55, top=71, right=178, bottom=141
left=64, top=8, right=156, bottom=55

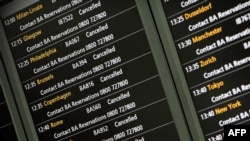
left=0, top=0, right=190, bottom=141
left=1, top=0, right=250, bottom=141
left=150, top=0, right=250, bottom=141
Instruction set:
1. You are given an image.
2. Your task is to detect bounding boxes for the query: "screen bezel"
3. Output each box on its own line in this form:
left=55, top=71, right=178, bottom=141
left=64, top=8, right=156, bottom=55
left=148, top=0, right=206, bottom=141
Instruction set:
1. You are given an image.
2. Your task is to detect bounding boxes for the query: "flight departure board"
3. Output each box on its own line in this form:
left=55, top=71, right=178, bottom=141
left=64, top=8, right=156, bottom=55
left=0, top=0, right=187, bottom=140
left=150, top=0, right=250, bottom=141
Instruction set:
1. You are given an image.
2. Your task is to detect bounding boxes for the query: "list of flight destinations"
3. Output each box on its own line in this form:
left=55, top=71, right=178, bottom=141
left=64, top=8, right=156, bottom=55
left=162, top=0, right=250, bottom=140
left=1, top=0, right=180, bottom=140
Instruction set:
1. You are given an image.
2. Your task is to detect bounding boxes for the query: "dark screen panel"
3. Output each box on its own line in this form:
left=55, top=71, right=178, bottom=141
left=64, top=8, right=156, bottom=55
left=159, top=0, right=250, bottom=140
left=1, top=0, right=183, bottom=140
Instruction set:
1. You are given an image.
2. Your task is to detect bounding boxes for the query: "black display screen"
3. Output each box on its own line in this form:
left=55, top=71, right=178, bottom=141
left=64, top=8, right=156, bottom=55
left=1, top=0, right=180, bottom=140
left=161, top=0, right=250, bottom=140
